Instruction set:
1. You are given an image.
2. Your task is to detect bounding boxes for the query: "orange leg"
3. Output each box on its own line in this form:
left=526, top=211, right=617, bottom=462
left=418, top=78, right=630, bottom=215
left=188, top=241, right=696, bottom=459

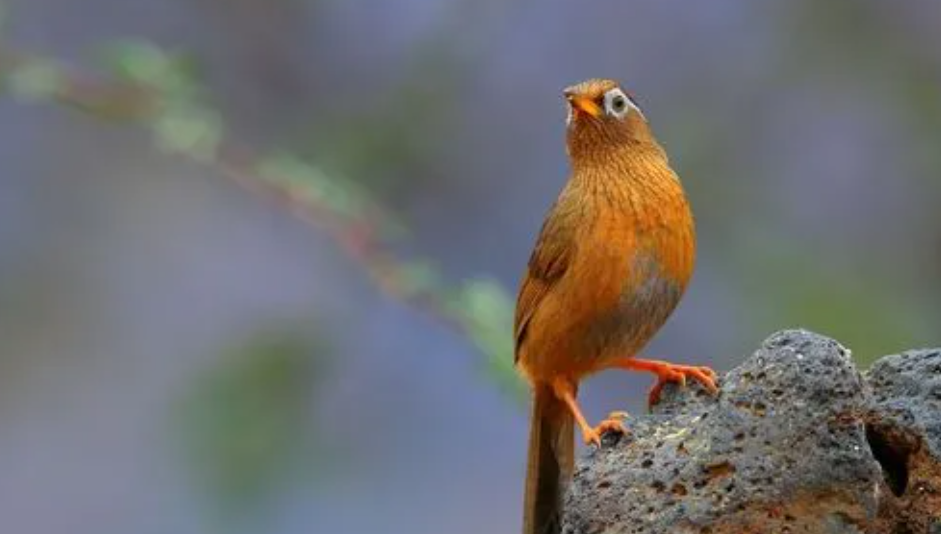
left=609, top=357, right=718, bottom=407
left=551, top=378, right=627, bottom=447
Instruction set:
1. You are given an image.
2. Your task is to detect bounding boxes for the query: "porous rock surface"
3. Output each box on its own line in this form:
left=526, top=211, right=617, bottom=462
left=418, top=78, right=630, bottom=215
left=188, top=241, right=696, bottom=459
left=561, top=329, right=941, bottom=533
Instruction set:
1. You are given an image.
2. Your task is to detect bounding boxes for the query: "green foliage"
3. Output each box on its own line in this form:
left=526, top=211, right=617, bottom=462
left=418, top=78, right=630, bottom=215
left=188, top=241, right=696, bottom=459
left=6, top=58, right=62, bottom=101
left=257, top=152, right=408, bottom=239
left=102, top=40, right=199, bottom=97
left=449, top=278, right=524, bottom=401
left=0, top=37, right=522, bottom=413
left=259, top=153, right=363, bottom=220
left=395, top=260, right=443, bottom=299
left=172, top=329, right=326, bottom=516
left=101, top=40, right=222, bottom=160
left=152, top=105, right=223, bottom=161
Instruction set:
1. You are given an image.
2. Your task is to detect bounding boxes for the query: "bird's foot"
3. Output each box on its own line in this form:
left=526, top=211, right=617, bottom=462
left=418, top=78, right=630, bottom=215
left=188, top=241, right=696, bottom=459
left=581, top=411, right=629, bottom=447
left=647, top=363, right=718, bottom=406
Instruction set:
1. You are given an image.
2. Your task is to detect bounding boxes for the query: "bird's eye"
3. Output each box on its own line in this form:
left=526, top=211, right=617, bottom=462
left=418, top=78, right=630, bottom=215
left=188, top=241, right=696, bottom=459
left=603, top=88, right=636, bottom=119
left=611, top=95, right=626, bottom=112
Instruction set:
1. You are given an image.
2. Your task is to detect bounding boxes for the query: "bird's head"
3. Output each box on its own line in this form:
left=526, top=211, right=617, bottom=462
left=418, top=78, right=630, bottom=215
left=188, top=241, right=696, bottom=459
left=563, top=79, right=658, bottom=163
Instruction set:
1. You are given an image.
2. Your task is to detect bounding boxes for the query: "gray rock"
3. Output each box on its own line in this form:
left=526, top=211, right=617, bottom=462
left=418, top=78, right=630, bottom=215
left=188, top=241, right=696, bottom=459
left=561, top=329, right=941, bottom=533
left=866, top=348, right=941, bottom=531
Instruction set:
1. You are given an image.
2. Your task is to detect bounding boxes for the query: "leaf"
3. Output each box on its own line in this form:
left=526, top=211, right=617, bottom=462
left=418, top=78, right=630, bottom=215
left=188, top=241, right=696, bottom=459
left=106, top=41, right=167, bottom=84
left=257, top=153, right=407, bottom=238
left=259, top=153, right=324, bottom=191
left=6, top=59, right=63, bottom=101
left=450, top=279, right=524, bottom=401
left=101, top=40, right=198, bottom=98
left=151, top=105, right=223, bottom=161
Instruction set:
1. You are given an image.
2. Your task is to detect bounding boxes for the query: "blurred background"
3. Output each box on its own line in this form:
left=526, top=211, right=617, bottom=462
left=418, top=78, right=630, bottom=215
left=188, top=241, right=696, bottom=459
left=0, top=0, right=939, bottom=533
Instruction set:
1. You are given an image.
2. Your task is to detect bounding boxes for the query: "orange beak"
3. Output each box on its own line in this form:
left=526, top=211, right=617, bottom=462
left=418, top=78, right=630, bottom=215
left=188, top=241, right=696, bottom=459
left=565, top=93, right=602, bottom=118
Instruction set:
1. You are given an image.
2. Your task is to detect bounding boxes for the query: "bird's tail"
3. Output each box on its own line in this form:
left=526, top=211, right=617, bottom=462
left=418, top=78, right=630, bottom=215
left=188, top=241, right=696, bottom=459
left=522, top=383, right=575, bottom=534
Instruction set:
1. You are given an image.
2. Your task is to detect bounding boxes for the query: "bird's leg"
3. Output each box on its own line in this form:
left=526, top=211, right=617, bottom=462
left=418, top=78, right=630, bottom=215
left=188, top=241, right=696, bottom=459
left=608, top=357, right=718, bottom=407
left=550, top=378, right=598, bottom=446
left=550, top=378, right=627, bottom=446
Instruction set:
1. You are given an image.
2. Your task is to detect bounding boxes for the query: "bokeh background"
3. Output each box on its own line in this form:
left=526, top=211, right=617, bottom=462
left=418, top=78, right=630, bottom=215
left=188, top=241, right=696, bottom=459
left=0, top=1, right=939, bottom=533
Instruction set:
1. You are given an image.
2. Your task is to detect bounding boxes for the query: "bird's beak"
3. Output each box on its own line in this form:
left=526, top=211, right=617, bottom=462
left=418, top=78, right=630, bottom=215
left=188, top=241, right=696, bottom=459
left=565, top=93, right=602, bottom=118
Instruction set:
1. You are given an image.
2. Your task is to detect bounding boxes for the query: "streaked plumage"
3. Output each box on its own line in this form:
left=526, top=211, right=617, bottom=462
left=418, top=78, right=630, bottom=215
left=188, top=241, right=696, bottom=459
left=517, top=79, right=717, bottom=534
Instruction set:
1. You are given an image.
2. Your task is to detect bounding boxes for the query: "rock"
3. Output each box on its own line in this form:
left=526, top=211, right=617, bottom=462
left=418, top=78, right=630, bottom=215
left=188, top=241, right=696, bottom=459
left=867, top=349, right=941, bottom=532
left=561, top=329, right=941, bottom=534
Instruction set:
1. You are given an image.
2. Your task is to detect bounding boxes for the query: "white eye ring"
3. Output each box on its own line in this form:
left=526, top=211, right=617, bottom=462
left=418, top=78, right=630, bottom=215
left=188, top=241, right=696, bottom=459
left=603, top=88, right=639, bottom=120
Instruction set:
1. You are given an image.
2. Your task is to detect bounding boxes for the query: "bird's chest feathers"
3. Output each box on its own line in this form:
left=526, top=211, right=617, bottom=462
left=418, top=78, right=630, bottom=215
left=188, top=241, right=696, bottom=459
left=575, top=207, right=687, bottom=308
left=573, top=178, right=693, bottom=292
left=564, top=178, right=694, bottom=357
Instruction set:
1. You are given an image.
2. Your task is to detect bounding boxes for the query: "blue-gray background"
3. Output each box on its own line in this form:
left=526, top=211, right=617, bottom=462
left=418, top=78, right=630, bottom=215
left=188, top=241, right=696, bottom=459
left=1, top=1, right=939, bottom=533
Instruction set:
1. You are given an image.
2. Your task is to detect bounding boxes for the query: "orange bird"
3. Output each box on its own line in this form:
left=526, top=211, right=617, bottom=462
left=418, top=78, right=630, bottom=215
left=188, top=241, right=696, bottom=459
left=515, top=79, right=718, bottom=534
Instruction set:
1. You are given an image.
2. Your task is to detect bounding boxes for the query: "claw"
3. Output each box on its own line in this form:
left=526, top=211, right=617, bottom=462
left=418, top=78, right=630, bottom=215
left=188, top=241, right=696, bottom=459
left=582, top=411, right=629, bottom=446
left=648, top=364, right=718, bottom=406
left=580, top=427, right=603, bottom=447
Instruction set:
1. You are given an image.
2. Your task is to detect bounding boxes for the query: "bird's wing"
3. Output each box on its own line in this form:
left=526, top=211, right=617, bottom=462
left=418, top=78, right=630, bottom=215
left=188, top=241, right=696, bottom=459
left=514, top=209, right=574, bottom=362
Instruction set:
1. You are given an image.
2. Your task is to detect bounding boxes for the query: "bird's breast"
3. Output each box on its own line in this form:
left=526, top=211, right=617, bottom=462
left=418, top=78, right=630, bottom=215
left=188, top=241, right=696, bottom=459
left=516, top=163, right=696, bottom=381
left=564, top=178, right=696, bottom=368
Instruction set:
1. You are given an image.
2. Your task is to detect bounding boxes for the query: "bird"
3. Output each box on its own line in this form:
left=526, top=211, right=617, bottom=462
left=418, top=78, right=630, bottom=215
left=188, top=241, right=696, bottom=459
left=515, top=78, right=718, bottom=534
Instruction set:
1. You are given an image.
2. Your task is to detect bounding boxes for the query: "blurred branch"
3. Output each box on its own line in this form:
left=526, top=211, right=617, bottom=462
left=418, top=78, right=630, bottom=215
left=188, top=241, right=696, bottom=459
left=0, top=41, right=522, bottom=398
